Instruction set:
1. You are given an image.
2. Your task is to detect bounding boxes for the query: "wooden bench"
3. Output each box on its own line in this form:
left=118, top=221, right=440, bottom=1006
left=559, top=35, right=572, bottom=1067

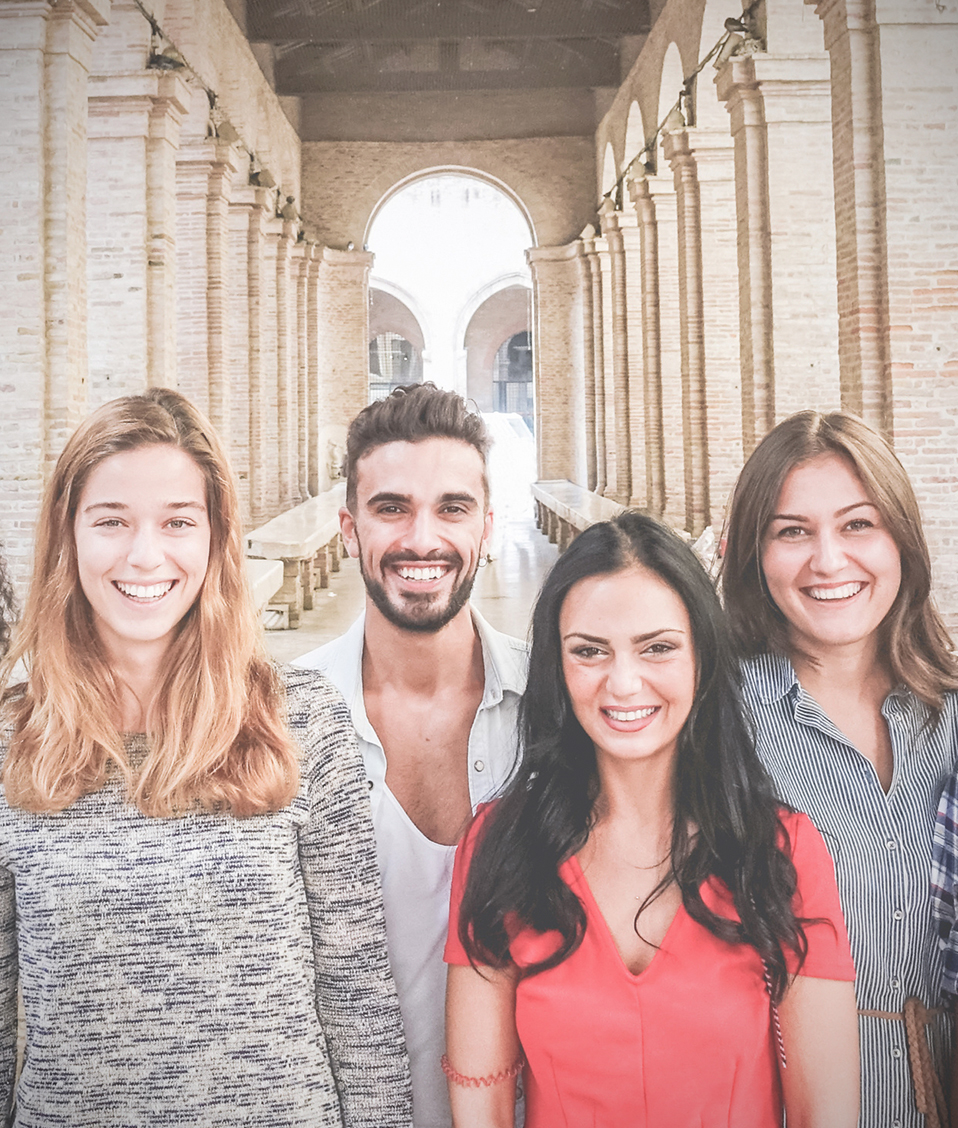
left=246, top=482, right=347, bottom=628
left=531, top=479, right=626, bottom=551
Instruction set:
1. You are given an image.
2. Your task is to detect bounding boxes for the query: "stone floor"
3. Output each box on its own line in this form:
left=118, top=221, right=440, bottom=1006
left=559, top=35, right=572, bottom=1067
left=263, top=511, right=559, bottom=664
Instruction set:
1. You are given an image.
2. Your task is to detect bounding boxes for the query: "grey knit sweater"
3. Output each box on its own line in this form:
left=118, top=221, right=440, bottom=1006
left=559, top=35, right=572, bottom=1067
left=0, top=666, right=412, bottom=1128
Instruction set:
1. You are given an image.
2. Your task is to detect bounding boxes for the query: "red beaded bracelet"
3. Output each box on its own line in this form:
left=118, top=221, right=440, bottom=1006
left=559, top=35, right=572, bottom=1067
left=440, top=1053, right=525, bottom=1088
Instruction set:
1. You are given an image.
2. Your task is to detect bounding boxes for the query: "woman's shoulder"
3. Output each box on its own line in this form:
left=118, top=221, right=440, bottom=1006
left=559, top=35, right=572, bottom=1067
left=274, top=663, right=359, bottom=778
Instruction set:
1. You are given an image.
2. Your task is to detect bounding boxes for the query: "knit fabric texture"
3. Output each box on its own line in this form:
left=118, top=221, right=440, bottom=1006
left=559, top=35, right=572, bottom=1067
left=0, top=666, right=412, bottom=1128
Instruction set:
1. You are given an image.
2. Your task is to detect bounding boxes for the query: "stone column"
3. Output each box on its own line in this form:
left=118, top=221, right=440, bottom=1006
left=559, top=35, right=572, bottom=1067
left=629, top=176, right=666, bottom=518
left=808, top=0, right=890, bottom=432
left=272, top=218, right=296, bottom=510
left=174, top=135, right=237, bottom=423
left=316, top=248, right=375, bottom=432
left=581, top=232, right=607, bottom=495
left=645, top=164, right=684, bottom=528
left=575, top=235, right=597, bottom=492
left=306, top=247, right=322, bottom=496
left=717, top=56, right=775, bottom=454
left=598, top=206, right=634, bottom=506
left=663, top=131, right=709, bottom=535
left=238, top=187, right=273, bottom=526
left=146, top=73, right=188, bottom=390
left=293, top=239, right=311, bottom=502
left=526, top=244, right=585, bottom=483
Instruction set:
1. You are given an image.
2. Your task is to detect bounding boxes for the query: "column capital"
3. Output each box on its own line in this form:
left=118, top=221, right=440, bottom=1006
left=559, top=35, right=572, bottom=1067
left=46, top=0, right=110, bottom=34
left=321, top=246, right=375, bottom=270
left=526, top=242, right=581, bottom=266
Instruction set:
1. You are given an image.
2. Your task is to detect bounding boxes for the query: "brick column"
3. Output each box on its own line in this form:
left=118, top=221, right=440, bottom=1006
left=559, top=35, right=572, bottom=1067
left=272, top=218, right=296, bottom=510
left=146, top=74, right=188, bottom=390
left=306, top=247, right=322, bottom=496
left=629, top=175, right=666, bottom=519
left=227, top=186, right=254, bottom=525
left=645, top=166, right=684, bottom=528
left=808, top=0, right=890, bottom=432
left=680, top=128, right=741, bottom=519
left=0, top=0, right=109, bottom=588
left=664, top=131, right=710, bottom=535
left=526, top=244, right=585, bottom=483
left=316, top=247, right=375, bottom=431
left=292, top=238, right=310, bottom=503
left=575, top=235, right=597, bottom=492
left=236, top=187, right=273, bottom=526
left=717, top=57, right=775, bottom=454
left=581, top=231, right=608, bottom=494
left=598, top=205, right=634, bottom=506
left=175, top=136, right=237, bottom=422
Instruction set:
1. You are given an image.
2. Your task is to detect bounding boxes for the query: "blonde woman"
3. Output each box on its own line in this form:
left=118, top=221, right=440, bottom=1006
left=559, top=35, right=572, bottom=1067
left=722, top=410, right=958, bottom=1128
left=0, top=389, right=411, bottom=1127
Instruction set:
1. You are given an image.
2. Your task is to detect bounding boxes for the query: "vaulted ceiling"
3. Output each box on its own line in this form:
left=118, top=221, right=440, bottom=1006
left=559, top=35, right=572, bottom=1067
left=245, top=0, right=650, bottom=94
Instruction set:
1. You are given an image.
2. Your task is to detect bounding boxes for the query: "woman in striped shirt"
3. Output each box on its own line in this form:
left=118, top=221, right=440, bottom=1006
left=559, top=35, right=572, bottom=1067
left=722, top=410, right=958, bottom=1128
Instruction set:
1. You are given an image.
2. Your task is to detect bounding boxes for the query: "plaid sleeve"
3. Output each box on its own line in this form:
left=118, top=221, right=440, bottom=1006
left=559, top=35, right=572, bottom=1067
left=932, top=771, right=958, bottom=997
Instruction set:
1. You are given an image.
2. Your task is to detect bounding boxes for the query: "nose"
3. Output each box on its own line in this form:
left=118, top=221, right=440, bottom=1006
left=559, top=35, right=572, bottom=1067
left=402, top=507, right=446, bottom=558
left=605, top=653, right=645, bottom=699
left=125, top=524, right=165, bottom=572
left=809, top=528, right=847, bottom=575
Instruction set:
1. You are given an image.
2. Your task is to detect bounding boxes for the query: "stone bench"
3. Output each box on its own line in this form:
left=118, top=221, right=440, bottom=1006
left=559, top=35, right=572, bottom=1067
left=246, top=482, right=347, bottom=628
left=246, top=558, right=284, bottom=611
left=531, top=479, right=626, bottom=551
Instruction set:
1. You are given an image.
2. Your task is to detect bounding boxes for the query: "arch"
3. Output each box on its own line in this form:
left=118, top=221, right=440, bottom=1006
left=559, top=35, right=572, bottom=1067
left=657, top=42, right=687, bottom=132
left=625, top=100, right=647, bottom=166
left=454, top=272, right=532, bottom=354
left=368, top=281, right=429, bottom=354
left=462, top=284, right=533, bottom=412
left=363, top=166, right=536, bottom=249
left=601, top=141, right=618, bottom=202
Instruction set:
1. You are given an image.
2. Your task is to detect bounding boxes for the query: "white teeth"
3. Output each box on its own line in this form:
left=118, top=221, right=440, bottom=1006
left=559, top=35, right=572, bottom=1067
left=115, top=581, right=174, bottom=601
left=605, top=707, right=657, bottom=722
left=807, top=582, right=863, bottom=601
left=397, top=566, right=446, bottom=581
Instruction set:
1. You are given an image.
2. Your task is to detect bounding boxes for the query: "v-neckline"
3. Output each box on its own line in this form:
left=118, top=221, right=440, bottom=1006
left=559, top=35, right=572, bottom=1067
left=565, top=854, right=686, bottom=981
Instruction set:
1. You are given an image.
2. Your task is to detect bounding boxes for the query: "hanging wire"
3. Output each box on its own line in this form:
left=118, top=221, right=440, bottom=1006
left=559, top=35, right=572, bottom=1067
left=601, top=0, right=763, bottom=208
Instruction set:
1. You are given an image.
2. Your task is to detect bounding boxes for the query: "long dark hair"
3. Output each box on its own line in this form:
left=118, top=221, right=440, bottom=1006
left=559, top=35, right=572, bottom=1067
left=459, top=511, right=807, bottom=1002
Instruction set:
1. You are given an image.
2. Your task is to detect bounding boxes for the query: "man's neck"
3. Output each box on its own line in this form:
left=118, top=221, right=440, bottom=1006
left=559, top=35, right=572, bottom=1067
left=361, top=598, right=484, bottom=696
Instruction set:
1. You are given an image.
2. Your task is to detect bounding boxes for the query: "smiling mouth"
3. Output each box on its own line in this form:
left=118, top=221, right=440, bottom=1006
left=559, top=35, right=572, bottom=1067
left=603, top=707, right=658, bottom=722
left=396, top=565, right=449, bottom=582
left=805, top=582, right=864, bottom=602
left=113, top=580, right=176, bottom=602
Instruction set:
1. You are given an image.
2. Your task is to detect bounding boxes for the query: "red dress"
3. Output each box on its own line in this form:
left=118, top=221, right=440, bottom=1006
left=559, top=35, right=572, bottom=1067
left=445, top=809, right=854, bottom=1128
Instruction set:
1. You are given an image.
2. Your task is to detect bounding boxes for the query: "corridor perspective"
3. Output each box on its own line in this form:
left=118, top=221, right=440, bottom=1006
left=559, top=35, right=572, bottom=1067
left=2, top=0, right=957, bottom=632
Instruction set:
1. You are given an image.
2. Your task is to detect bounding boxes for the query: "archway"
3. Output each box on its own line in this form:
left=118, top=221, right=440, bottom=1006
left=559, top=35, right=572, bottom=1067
left=365, top=170, right=534, bottom=400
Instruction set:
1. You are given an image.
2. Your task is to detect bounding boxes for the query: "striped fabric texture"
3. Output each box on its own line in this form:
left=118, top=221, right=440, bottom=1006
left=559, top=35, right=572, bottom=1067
left=742, top=652, right=957, bottom=1128
left=931, top=773, right=958, bottom=997
left=0, top=666, right=412, bottom=1128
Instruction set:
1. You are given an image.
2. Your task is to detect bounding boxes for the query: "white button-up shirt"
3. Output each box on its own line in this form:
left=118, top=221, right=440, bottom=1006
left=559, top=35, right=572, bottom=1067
left=296, top=609, right=528, bottom=1128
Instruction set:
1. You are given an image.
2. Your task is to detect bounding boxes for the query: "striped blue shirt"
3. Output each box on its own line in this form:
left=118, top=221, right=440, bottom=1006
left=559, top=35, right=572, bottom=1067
left=741, top=652, right=957, bottom=1128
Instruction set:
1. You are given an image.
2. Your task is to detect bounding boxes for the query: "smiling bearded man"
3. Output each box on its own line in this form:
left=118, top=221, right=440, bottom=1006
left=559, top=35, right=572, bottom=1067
left=295, top=384, right=528, bottom=1128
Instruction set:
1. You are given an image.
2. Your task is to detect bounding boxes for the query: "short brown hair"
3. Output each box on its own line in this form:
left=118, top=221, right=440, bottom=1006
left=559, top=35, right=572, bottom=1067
left=345, top=383, right=490, bottom=510
left=721, top=410, right=958, bottom=710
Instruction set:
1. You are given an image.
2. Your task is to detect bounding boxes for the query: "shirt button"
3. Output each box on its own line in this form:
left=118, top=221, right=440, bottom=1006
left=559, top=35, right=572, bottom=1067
left=893, top=909, right=904, bottom=921
left=367, top=779, right=374, bottom=791
left=474, top=759, right=485, bottom=772
left=894, top=1119, right=902, bottom=1127
left=893, top=1047, right=903, bottom=1058
left=891, top=978, right=901, bottom=990
left=886, top=840, right=898, bottom=850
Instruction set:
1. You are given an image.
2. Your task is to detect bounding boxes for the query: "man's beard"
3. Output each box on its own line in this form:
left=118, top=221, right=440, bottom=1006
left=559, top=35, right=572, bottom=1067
left=358, top=548, right=479, bottom=633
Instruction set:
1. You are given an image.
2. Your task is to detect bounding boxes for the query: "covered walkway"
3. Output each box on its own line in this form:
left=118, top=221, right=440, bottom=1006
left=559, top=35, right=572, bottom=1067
left=1, top=0, right=957, bottom=624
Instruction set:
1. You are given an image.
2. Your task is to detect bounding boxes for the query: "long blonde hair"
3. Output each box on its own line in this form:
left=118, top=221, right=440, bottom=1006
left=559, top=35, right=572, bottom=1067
left=1, top=388, right=300, bottom=817
left=721, top=410, right=958, bottom=712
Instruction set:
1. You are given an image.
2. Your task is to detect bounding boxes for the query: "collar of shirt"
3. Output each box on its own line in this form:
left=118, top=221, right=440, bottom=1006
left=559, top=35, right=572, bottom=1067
left=307, top=607, right=528, bottom=802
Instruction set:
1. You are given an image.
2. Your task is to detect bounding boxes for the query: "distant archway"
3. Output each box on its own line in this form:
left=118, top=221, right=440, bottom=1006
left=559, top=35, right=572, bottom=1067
left=463, top=284, right=532, bottom=417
